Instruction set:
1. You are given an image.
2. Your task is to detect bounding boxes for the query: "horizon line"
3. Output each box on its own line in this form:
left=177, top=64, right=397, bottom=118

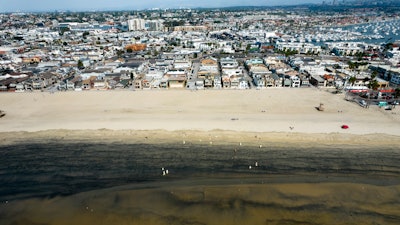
left=0, top=3, right=336, bottom=14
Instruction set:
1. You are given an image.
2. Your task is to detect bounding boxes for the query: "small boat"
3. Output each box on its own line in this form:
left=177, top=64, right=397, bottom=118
left=341, top=125, right=349, bottom=129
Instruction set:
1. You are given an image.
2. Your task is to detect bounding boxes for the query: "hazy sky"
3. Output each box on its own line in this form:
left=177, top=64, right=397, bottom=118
left=0, top=0, right=323, bottom=12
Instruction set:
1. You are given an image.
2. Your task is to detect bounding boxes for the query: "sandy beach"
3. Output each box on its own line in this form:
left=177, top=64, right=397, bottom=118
left=1, top=88, right=400, bottom=225
left=0, top=88, right=399, bottom=139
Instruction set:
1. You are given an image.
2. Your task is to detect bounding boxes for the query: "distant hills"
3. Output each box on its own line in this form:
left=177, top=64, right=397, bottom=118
left=183, top=0, right=400, bottom=11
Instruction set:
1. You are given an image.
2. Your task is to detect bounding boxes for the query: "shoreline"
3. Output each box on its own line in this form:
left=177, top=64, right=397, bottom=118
left=1, top=129, right=400, bottom=147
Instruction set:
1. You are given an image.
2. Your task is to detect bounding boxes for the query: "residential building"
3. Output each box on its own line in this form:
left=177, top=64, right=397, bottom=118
left=128, top=19, right=146, bottom=31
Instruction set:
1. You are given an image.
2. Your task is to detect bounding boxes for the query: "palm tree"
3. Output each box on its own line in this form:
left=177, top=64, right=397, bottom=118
left=348, top=61, right=356, bottom=70
left=368, top=79, right=379, bottom=90
left=371, top=70, right=378, bottom=79
left=348, top=76, right=356, bottom=86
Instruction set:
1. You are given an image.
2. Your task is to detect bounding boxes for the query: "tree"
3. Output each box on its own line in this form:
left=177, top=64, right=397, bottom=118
left=348, top=76, right=356, bottom=86
left=348, top=61, right=356, bottom=70
left=368, top=80, right=379, bottom=90
left=284, top=49, right=298, bottom=57
left=371, top=71, right=378, bottom=79
left=245, top=44, right=251, bottom=53
left=152, top=50, right=159, bottom=57
left=77, top=60, right=84, bottom=70
left=59, top=27, right=70, bottom=35
left=333, top=64, right=341, bottom=69
left=117, top=50, right=124, bottom=57
left=82, top=31, right=90, bottom=39
left=395, top=88, right=400, bottom=98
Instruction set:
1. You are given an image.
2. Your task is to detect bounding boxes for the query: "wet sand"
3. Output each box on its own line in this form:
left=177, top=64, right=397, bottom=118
left=1, top=129, right=400, bottom=147
left=1, top=131, right=400, bottom=225
left=2, top=179, right=400, bottom=225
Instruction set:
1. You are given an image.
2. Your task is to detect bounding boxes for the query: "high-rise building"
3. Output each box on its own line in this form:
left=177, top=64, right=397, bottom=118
left=128, top=19, right=145, bottom=31
left=145, top=20, right=164, bottom=31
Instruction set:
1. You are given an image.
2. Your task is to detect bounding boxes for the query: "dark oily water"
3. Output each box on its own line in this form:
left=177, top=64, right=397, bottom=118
left=1, top=141, right=399, bottom=201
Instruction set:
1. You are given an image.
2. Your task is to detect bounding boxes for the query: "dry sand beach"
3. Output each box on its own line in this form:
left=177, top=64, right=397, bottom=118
left=1, top=88, right=400, bottom=225
left=0, top=88, right=399, bottom=135
left=1, top=87, right=400, bottom=149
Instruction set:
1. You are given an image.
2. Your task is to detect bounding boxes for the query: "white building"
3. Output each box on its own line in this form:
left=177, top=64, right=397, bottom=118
left=128, top=19, right=146, bottom=31
left=145, top=20, right=164, bottom=31
left=276, top=42, right=322, bottom=54
left=328, top=42, right=364, bottom=56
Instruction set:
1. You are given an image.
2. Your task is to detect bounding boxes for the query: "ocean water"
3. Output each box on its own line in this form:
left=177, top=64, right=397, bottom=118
left=1, top=141, right=399, bottom=202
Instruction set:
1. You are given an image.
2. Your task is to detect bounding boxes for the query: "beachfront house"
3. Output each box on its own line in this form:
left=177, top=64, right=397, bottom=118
left=230, top=76, right=240, bottom=89
left=198, top=58, right=219, bottom=89
left=134, top=76, right=143, bottom=89
left=265, top=75, right=275, bottom=87
left=165, top=69, right=187, bottom=89
left=204, top=76, right=214, bottom=88
left=31, top=78, right=46, bottom=90
left=194, top=78, right=205, bottom=90
left=214, top=76, right=222, bottom=89
left=0, top=85, right=7, bottom=92
left=15, top=83, right=25, bottom=92
left=291, top=76, right=301, bottom=88
left=283, top=75, right=292, bottom=87
left=310, top=75, right=325, bottom=87
left=160, top=78, right=169, bottom=89
left=254, top=76, right=266, bottom=88
left=168, top=76, right=186, bottom=88
left=239, top=78, right=249, bottom=89
left=66, top=80, right=76, bottom=90
left=300, top=75, right=310, bottom=87
left=93, top=79, right=108, bottom=90
left=142, top=76, right=154, bottom=89
left=271, top=74, right=283, bottom=87
left=222, top=75, right=231, bottom=88
left=323, top=74, right=335, bottom=87
left=82, top=78, right=93, bottom=90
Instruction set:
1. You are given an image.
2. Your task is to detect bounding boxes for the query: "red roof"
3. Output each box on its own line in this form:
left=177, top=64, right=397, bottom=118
left=379, top=89, right=395, bottom=93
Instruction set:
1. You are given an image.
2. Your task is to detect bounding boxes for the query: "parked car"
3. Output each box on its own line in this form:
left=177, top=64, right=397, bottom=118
left=359, top=99, right=367, bottom=107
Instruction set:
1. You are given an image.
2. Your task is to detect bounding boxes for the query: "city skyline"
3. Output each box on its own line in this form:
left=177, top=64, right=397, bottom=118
left=1, top=0, right=323, bottom=12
